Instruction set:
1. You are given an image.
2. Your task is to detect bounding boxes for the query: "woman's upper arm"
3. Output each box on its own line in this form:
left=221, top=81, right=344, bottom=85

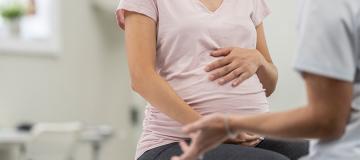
left=124, top=11, right=157, bottom=76
left=256, top=24, right=273, bottom=63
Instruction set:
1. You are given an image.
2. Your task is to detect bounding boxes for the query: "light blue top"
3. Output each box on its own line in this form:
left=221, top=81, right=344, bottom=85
left=295, top=0, right=360, bottom=159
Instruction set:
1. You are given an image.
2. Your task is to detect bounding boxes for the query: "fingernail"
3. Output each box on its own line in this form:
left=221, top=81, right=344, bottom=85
left=232, top=82, right=237, bottom=87
left=205, top=66, right=210, bottom=72
left=218, top=79, right=225, bottom=84
left=209, top=75, right=215, bottom=80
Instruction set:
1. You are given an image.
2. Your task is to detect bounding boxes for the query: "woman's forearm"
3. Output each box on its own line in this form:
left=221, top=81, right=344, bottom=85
left=125, top=12, right=201, bottom=125
left=255, top=24, right=278, bottom=97
left=132, top=70, right=201, bottom=125
left=257, top=57, right=278, bottom=97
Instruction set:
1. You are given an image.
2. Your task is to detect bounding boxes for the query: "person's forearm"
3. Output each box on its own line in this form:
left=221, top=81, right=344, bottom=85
left=132, top=70, right=201, bottom=125
left=230, top=73, right=353, bottom=140
left=230, top=106, right=342, bottom=140
left=257, top=58, right=278, bottom=97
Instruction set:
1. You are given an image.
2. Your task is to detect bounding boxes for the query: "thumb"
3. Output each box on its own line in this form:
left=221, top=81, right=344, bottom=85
left=210, top=48, right=233, bottom=57
left=179, top=141, right=190, bottom=152
left=243, top=134, right=261, bottom=142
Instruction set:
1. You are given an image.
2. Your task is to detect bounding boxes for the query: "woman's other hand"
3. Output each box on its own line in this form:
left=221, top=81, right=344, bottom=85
left=205, top=47, right=266, bottom=87
left=225, top=132, right=263, bottom=147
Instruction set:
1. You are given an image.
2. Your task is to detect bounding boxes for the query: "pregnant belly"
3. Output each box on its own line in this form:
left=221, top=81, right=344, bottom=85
left=167, top=67, right=269, bottom=115
left=141, top=68, right=268, bottom=139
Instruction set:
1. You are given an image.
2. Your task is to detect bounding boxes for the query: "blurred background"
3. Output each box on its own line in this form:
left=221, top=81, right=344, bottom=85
left=0, top=0, right=306, bottom=160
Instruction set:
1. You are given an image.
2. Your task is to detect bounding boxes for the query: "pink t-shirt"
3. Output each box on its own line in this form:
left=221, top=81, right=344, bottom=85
left=116, top=0, right=271, bottom=159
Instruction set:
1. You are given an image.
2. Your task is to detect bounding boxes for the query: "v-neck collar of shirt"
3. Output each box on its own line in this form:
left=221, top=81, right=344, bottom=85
left=196, top=0, right=226, bottom=14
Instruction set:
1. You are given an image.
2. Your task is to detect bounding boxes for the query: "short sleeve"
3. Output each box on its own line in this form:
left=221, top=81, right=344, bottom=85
left=115, top=0, right=158, bottom=30
left=294, top=0, right=356, bottom=82
left=251, top=0, right=271, bottom=26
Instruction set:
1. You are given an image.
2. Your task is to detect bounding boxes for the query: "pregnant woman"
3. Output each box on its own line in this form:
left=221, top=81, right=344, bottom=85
left=116, top=0, right=307, bottom=160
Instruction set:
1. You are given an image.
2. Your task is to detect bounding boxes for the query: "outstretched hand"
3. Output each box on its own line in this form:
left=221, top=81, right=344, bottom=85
left=171, top=114, right=231, bottom=160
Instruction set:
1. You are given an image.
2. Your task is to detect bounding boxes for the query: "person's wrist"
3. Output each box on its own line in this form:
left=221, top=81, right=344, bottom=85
left=228, top=114, right=238, bottom=135
left=224, top=114, right=238, bottom=139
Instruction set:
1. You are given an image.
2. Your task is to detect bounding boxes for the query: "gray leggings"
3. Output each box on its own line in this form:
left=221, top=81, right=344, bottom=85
left=138, top=139, right=309, bottom=160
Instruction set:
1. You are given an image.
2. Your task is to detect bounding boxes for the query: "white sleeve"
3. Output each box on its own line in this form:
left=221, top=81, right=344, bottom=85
left=294, top=0, right=357, bottom=82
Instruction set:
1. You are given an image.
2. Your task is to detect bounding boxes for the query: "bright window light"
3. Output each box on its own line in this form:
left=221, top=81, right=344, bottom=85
left=0, top=0, right=53, bottom=40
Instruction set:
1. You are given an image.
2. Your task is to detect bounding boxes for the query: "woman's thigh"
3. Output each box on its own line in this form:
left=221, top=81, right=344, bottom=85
left=256, top=139, right=309, bottom=160
left=138, top=143, right=290, bottom=160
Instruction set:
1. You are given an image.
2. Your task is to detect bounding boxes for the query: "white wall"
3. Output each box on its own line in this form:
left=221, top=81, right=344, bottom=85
left=0, top=0, right=137, bottom=159
left=266, top=0, right=307, bottom=111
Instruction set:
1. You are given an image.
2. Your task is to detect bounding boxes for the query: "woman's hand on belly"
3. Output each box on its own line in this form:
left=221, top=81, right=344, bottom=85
left=204, top=25, right=279, bottom=97
left=205, top=47, right=266, bottom=87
